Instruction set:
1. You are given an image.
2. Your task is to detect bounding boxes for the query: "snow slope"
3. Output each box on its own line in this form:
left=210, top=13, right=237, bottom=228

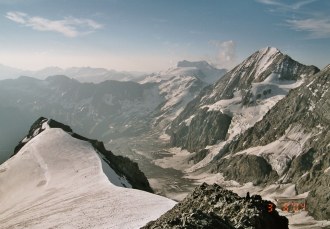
left=140, top=68, right=201, bottom=120
left=202, top=72, right=305, bottom=141
left=0, top=127, right=175, bottom=228
left=140, top=61, right=226, bottom=129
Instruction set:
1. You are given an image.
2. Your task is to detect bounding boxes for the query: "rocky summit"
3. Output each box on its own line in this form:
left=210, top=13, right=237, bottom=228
left=142, top=183, right=288, bottom=229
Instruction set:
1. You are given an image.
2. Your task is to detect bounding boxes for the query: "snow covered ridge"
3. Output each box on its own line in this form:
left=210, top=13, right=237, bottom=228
left=0, top=117, right=176, bottom=228
left=14, top=117, right=153, bottom=192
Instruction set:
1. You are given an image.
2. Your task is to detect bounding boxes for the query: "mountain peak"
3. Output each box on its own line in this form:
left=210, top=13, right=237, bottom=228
left=45, top=75, right=78, bottom=84
left=259, top=46, right=281, bottom=55
left=45, top=74, right=70, bottom=80
left=177, top=60, right=214, bottom=69
left=17, top=75, right=41, bottom=81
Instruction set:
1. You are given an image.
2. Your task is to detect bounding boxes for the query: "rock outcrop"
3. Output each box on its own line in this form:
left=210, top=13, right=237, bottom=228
left=142, top=183, right=288, bottom=229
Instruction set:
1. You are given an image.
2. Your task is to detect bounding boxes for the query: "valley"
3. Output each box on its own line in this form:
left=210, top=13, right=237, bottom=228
left=106, top=133, right=196, bottom=201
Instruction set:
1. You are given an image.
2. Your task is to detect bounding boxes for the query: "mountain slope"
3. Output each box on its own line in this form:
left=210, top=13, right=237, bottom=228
left=210, top=65, right=330, bottom=220
left=0, top=118, right=175, bottom=228
left=169, top=47, right=319, bottom=153
left=140, top=61, right=226, bottom=134
left=0, top=76, right=163, bottom=145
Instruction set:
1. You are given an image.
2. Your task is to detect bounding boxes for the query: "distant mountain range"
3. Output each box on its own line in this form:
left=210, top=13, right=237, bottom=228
left=0, top=60, right=226, bottom=164
left=0, top=64, right=145, bottom=83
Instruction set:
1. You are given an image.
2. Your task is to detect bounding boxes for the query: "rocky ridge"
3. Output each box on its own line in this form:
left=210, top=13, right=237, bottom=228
left=142, top=183, right=288, bottom=229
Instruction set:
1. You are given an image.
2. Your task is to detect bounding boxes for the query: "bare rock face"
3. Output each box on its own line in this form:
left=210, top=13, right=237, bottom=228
left=211, top=154, right=279, bottom=185
left=142, top=183, right=288, bottom=229
left=170, top=109, right=232, bottom=152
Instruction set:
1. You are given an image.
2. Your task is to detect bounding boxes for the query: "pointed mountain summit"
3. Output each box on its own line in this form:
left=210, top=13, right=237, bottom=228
left=169, top=47, right=319, bottom=152
left=203, top=46, right=318, bottom=103
left=0, top=118, right=175, bottom=228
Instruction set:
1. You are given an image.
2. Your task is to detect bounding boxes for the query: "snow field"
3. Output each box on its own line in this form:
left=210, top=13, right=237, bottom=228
left=0, top=128, right=175, bottom=229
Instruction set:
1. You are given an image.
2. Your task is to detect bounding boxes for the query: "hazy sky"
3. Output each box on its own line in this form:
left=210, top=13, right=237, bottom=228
left=0, top=0, right=329, bottom=72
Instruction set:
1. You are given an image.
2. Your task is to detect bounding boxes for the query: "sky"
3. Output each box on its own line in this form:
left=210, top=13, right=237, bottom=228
left=0, top=0, right=329, bottom=72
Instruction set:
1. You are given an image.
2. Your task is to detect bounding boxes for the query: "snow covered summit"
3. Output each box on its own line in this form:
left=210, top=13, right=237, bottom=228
left=0, top=118, right=175, bottom=228
left=169, top=47, right=319, bottom=152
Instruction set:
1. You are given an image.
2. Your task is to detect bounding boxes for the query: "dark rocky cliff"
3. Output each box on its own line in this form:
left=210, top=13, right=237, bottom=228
left=170, top=108, right=232, bottom=152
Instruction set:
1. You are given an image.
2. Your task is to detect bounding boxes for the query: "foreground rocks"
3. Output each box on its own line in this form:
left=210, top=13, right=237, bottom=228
left=142, top=183, right=288, bottom=229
